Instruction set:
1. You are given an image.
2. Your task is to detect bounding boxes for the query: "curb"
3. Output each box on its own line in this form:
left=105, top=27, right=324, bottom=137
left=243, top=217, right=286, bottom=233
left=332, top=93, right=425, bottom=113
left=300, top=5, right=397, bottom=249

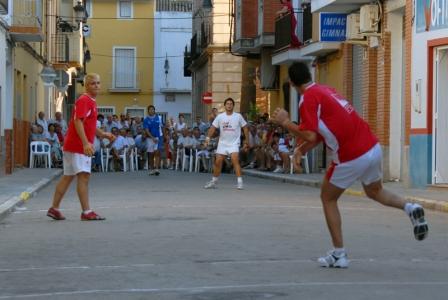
left=0, top=170, right=63, bottom=221
left=244, top=170, right=448, bottom=214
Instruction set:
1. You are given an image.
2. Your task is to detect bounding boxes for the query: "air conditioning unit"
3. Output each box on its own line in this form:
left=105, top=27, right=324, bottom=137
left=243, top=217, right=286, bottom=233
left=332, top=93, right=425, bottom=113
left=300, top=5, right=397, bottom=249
left=360, top=4, right=379, bottom=33
left=346, top=13, right=363, bottom=40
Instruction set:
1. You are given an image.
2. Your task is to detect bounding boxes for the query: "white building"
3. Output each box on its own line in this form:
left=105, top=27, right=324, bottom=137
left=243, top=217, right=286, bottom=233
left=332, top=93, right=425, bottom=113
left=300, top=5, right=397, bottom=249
left=411, top=0, right=448, bottom=186
left=153, top=0, right=192, bottom=125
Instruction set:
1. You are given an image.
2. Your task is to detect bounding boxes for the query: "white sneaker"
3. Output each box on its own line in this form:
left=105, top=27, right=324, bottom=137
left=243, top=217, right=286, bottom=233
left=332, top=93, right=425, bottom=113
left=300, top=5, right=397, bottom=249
left=273, top=166, right=284, bottom=173
left=409, top=204, right=429, bottom=241
left=204, top=180, right=217, bottom=189
left=237, top=182, right=244, bottom=190
left=318, top=250, right=349, bottom=268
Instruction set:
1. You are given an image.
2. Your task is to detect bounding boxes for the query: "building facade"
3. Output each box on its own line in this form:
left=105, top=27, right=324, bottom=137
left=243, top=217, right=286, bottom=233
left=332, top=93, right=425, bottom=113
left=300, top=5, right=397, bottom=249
left=154, top=0, right=192, bottom=124
left=411, top=0, right=448, bottom=186
left=86, top=0, right=154, bottom=118
left=187, top=0, right=243, bottom=121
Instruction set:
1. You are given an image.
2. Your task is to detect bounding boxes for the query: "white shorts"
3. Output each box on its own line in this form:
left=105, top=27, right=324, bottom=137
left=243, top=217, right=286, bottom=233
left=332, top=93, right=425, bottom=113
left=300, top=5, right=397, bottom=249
left=63, top=151, right=91, bottom=176
left=326, top=143, right=382, bottom=189
left=216, top=143, right=239, bottom=156
left=146, top=138, right=159, bottom=153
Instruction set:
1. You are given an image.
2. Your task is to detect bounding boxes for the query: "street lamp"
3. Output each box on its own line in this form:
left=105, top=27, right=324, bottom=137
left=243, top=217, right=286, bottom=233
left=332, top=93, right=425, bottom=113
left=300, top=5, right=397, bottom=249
left=39, top=65, right=57, bottom=86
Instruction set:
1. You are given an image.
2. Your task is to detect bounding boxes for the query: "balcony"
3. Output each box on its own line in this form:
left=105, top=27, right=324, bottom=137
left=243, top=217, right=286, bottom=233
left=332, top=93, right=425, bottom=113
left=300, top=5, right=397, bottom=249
left=200, top=22, right=211, bottom=49
left=107, top=71, right=142, bottom=93
left=0, top=0, right=7, bottom=14
left=156, top=0, right=192, bottom=12
left=311, top=0, right=371, bottom=13
left=183, top=46, right=192, bottom=77
left=9, top=0, right=44, bottom=42
left=232, top=38, right=257, bottom=55
left=51, top=32, right=83, bottom=69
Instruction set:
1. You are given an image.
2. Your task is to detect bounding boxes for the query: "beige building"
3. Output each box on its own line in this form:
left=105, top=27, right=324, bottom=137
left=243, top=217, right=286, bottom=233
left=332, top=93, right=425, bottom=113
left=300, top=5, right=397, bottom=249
left=188, top=0, right=243, bottom=120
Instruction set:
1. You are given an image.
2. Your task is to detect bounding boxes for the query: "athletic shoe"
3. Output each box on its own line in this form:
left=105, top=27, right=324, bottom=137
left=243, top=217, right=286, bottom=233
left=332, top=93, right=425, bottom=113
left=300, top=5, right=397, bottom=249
left=243, top=162, right=255, bottom=169
left=409, top=204, right=429, bottom=241
left=81, top=211, right=106, bottom=221
left=204, top=180, right=216, bottom=189
left=318, top=250, right=349, bottom=268
left=273, top=166, right=284, bottom=173
left=154, top=169, right=160, bottom=176
left=237, top=182, right=244, bottom=190
left=47, top=207, right=66, bottom=220
left=148, top=169, right=156, bottom=176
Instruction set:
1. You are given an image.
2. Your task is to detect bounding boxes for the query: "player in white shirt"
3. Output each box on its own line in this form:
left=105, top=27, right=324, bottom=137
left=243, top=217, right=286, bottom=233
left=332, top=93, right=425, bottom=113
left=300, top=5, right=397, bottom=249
left=204, top=98, right=250, bottom=190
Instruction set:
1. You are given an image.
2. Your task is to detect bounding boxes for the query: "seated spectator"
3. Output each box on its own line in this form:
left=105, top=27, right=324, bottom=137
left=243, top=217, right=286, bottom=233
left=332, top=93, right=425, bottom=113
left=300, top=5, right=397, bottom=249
left=130, top=116, right=144, bottom=137
left=45, top=123, right=63, bottom=166
left=110, top=128, right=128, bottom=171
left=36, top=111, right=49, bottom=134
left=30, top=124, right=46, bottom=142
left=135, top=131, right=149, bottom=169
left=105, top=115, right=120, bottom=132
left=54, top=124, right=64, bottom=146
left=50, top=111, right=68, bottom=135
left=192, top=116, right=209, bottom=135
left=174, top=114, right=187, bottom=133
left=120, top=113, right=129, bottom=129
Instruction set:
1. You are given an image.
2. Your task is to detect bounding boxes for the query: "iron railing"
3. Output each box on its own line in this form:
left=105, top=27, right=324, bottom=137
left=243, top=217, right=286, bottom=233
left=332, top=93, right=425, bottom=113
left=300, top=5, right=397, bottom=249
left=156, top=0, right=192, bottom=12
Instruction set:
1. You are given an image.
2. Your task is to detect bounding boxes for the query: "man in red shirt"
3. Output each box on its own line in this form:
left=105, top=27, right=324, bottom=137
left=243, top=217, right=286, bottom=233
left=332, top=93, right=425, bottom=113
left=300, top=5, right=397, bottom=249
left=47, top=73, right=115, bottom=221
left=273, top=62, right=428, bottom=268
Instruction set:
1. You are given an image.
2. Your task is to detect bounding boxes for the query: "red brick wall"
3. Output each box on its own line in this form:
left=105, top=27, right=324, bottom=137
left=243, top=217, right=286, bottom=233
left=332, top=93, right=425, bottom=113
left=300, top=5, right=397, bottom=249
left=342, top=44, right=353, bottom=103
left=404, top=0, right=413, bottom=146
left=241, top=0, right=258, bottom=38
left=362, top=48, right=378, bottom=129
left=263, top=1, right=283, bottom=33
left=376, top=30, right=392, bottom=145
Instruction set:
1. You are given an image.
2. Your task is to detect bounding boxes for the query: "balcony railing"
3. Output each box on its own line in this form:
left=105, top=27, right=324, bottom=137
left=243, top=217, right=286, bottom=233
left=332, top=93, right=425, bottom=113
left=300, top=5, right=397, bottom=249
left=51, top=32, right=83, bottom=68
left=9, top=0, right=43, bottom=42
left=183, top=46, right=192, bottom=77
left=190, top=34, right=199, bottom=59
left=156, top=0, right=192, bottom=12
left=274, top=8, right=312, bottom=52
left=107, top=71, right=142, bottom=93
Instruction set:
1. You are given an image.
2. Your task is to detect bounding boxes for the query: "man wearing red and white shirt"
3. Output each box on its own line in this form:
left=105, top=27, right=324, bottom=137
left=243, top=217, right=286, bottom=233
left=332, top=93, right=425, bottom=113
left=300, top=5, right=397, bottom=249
left=273, top=62, right=428, bottom=268
left=47, top=73, right=115, bottom=221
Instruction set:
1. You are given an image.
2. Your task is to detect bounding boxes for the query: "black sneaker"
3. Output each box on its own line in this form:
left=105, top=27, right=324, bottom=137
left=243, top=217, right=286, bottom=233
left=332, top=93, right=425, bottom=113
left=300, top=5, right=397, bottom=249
left=154, top=169, right=160, bottom=176
left=409, top=204, right=429, bottom=241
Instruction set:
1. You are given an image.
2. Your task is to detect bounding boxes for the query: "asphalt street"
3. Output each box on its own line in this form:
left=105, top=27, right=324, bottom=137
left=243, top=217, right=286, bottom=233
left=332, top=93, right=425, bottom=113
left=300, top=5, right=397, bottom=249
left=0, top=170, right=447, bottom=299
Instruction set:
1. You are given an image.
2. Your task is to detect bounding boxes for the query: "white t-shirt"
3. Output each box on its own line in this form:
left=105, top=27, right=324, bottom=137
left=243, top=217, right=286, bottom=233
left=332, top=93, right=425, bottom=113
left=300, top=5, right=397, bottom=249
left=212, top=112, right=247, bottom=147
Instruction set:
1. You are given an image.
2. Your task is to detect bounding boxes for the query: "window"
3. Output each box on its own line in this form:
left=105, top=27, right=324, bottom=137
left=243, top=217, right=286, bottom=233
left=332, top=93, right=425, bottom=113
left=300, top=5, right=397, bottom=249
left=125, top=108, right=145, bottom=118
left=113, top=47, right=136, bottom=89
left=118, top=0, right=132, bottom=18
left=165, top=94, right=176, bottom=102
left=98, top=106, right=115, bottom=116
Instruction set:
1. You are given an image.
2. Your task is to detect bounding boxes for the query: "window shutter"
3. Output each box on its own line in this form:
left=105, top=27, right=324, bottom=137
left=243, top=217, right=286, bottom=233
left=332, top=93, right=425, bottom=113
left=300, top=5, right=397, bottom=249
left=119, top=0, right=132, bottom=18
left=114, top=48, right=135, bottom=88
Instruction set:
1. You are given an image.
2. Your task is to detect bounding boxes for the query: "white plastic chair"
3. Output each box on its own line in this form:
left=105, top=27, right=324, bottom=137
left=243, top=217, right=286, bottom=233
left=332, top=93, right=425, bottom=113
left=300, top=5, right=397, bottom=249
left=175, top=148, right=182, bottom=171
left=181, top=148, right=195, bottom=172
left=289, top=154, right=310, bottom=174
left=29, top=141, right=51, bottom=168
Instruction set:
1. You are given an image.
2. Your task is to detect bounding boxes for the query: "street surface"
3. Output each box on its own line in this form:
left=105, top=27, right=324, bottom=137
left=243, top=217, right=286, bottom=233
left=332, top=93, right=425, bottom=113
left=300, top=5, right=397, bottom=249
left=0, top=170, right=447, bottom=299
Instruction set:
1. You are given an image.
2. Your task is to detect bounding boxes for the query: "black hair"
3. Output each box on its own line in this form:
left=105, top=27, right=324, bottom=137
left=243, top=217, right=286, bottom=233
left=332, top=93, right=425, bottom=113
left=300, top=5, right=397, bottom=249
left=288, top=62, right=312, bottom=87
left=224, top=97, right=235, bottom=106
left=147, top=105, right=155, bottom=111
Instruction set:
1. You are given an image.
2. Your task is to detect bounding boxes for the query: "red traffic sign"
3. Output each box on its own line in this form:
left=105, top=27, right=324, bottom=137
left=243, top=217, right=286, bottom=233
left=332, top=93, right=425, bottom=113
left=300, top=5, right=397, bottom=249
left=202, top=92, right=213, bottom=104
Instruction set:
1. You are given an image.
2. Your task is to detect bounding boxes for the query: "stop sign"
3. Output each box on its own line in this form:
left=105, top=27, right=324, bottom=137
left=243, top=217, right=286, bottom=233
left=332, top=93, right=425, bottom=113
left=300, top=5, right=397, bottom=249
left=202, top=92, right=213, bottom=104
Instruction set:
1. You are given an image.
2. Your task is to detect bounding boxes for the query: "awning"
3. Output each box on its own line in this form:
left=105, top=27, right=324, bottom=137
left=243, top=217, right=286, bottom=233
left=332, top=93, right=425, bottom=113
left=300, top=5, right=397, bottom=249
left=271, top=42, right=340, bottom=65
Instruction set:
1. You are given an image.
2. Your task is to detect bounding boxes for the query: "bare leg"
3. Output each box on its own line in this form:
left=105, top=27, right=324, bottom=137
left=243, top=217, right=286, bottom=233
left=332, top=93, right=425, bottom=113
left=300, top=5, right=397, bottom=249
left=154, top=150, right=161, bottom=169
left=77, top=172, right=91, bottom=211
left=212, top=155, right=225, bottom=177
left=363, top=180, right=405, bottom=209
left=231, top=152, right=242, bottom=177
left=51, top=175, right=75, bottom=209
left=321, top=178, right=346, bottom=248
left=281, top=152, right=290, bottom=173
left=148, top=152, right=155, bottom=169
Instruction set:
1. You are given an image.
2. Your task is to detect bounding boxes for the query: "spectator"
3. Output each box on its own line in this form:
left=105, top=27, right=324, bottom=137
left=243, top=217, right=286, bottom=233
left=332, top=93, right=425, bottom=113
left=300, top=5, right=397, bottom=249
left=36, top=111, right=49, bottom=134
left=105, top=115, right=120, bottom=132
left=130, top=116, right=143, bottom=137
left=276, top=0, right=301, bottom=48
left=30, top=124, right=46, bottom=142
left=111, top=128, right=128, bottom=171
left=134, top=131, right=149, bottom=169
left=51, top=111, right=68, bottom=135
left=193, top=116, right=209, bottom=135
left=55, top=123, right=65, bottom=146
left=174, top=113, right=187, bottom=133
left=120, top=113, right=129, bottom=129
left=112, top=114, right=122, bottom=129
left=45, top=123, right=63, bottom=166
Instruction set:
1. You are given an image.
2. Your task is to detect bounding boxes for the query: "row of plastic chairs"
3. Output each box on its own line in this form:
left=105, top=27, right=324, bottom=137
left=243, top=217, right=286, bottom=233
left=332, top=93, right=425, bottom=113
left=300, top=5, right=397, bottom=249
left=174, top=148, right=213, bottom=173
left=29, top=141, right=52, bottom=168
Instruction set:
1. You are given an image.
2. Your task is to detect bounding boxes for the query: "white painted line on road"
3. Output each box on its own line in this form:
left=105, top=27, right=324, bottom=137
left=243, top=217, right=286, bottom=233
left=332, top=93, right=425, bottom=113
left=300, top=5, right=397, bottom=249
left=0, top=281, right=448, bottom=298
left=0, top=258, right=446, bottom=273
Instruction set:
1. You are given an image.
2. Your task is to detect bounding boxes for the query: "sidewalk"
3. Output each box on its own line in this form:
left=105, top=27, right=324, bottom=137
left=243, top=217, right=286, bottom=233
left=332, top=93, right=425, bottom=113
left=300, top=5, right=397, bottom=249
left=0, top=168, right=62, bottom=220
left=244, top=169, right=448, bottom=213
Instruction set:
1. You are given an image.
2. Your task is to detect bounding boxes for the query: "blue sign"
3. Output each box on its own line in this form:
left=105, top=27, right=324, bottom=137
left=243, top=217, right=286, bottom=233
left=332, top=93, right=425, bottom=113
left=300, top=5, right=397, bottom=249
left=320, top=13, right=347, bottom=42
left=416, top=0, right=448, bottom=33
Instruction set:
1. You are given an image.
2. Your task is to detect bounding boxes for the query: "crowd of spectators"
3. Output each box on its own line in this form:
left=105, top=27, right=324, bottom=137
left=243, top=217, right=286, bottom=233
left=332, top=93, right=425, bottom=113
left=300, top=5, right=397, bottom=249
left=30, top=109, right=308, bottom=174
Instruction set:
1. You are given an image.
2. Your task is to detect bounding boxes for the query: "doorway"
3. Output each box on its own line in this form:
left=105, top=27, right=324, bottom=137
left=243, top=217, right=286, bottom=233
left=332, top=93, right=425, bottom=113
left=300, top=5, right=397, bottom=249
left=433, top=46, right=448, bottom=184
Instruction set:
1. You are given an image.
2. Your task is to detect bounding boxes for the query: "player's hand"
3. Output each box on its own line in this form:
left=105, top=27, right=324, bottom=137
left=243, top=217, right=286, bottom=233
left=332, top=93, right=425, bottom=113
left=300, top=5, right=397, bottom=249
left=272, top=108, right=290, bottom=127
left=103, top=132, right=116, bottom=142
left=83, top=143, right=95, bottom=157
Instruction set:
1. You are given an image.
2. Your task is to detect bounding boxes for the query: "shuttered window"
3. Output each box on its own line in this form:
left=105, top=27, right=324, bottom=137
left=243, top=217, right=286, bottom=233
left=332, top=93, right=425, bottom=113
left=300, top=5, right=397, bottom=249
left=118, top=0, right=132, bottom=18
left=113, top=48, right=136, bottom=88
